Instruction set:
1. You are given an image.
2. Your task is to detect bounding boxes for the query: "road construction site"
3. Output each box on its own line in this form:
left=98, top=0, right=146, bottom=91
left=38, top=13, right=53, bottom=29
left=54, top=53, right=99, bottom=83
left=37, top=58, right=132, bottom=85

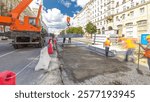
left=58, top=40, right=150, bottom=85
left=1, top=38, right=150, bottom=85
left=0, top=0, right=150, bottom=85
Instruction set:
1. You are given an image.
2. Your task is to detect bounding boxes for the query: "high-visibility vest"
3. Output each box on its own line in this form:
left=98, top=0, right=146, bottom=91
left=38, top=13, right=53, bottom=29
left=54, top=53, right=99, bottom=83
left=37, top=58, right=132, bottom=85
left=104, top=40, right=111, bottom=46
left=124, top=39, right=136, bottom=49
left=144, top=50, right=150, bottom=58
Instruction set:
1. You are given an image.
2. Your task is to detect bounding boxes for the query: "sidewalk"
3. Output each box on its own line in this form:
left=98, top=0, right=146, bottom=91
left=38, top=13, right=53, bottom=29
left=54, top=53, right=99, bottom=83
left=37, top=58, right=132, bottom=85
left=35, top=46, right=63, bottom=85
left=39, top=51, right=63, bottom=85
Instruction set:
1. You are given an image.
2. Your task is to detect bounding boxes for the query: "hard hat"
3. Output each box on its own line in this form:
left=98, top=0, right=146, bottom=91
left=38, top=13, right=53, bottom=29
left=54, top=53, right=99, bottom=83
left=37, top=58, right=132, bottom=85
left=146, top=35, right=150, bottom=40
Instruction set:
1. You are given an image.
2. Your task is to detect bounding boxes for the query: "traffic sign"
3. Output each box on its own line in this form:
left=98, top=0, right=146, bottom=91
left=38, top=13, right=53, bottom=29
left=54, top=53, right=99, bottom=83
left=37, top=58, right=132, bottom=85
left=66, top=17, right=70, bottom=23
left=141, top=34, right=149, bottom=45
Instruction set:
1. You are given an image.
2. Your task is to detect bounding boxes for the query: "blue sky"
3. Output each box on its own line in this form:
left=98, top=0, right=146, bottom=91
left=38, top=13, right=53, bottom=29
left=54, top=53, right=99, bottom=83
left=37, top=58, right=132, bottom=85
left=43, top=0, right=82, bottom=17
left=30, top=0, right=90, bottom=33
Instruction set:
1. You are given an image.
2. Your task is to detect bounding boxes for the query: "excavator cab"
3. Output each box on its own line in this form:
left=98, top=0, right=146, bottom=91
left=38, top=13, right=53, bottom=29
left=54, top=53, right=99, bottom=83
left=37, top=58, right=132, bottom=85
left=29, top=17, right=36, bottom=26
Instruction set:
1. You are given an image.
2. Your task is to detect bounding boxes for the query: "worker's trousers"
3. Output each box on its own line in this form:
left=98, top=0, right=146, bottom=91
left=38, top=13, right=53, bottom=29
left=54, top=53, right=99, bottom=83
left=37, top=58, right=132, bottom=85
left=147, top=58, right=150, bottom=70
left=63, top=38, right=66, bottom=43
left=68, top=38, right=71, bottom=43
left=125, top=48, right=134, bottom=62
left=105, top=47, right=110, bottom=57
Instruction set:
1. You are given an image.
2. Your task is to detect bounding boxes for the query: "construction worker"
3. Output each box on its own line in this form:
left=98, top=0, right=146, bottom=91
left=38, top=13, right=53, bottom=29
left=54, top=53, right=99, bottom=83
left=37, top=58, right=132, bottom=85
left=118, top=34, right=125, bottom=43
left=63, top=37, right=66, bottom=43
left=104, top=38, right=111, bottom=57
left=139, top=35, right=150, bottom=70
left=124, top=38, right=136, bottom=62
left=68, top=37, right=71, bottom=43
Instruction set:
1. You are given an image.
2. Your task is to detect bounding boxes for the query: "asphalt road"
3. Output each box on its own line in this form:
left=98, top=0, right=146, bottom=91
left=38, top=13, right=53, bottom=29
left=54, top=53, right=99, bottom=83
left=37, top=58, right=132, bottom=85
left=0, top=40, right=47, bottom=85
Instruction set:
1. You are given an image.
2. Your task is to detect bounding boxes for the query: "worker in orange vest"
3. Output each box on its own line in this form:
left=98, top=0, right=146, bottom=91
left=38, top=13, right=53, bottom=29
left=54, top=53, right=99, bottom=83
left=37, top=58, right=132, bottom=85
left=139, top=35, right=150, bottom=70
left=124, top=38, right=136, bottom=62
left=104, top=38, right=111, bottom=57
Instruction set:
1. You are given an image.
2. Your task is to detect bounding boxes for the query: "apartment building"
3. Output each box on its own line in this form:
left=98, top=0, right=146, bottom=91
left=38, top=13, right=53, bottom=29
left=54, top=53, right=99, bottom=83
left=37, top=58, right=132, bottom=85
left=73, top=0, right=150, bottom=38
left=73, top=1, right=92, bottom=32
left=73, top=0, right=115, bottom=34
left=114, top=0, right=150, bottom=38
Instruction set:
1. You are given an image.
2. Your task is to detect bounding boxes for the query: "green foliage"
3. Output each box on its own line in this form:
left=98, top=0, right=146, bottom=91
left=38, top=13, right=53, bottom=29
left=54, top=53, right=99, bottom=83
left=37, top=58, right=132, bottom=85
left=60, top=30, right=65, bottom=35
left=85, top=22, right=97, bottom=38
left=66, top=27, right=84, bottom=34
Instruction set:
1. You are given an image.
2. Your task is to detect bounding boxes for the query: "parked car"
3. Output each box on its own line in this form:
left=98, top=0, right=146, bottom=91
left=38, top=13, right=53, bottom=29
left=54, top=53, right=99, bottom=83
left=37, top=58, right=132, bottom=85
left=1, top=36, right=8, bottom=40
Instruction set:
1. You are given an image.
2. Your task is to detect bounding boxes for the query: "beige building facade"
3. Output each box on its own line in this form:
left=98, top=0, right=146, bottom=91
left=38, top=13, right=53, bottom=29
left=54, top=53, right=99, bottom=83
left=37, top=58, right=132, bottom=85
left=114, top=0, right=150, bottom=38
left=73, top=0, right=150, bottom=38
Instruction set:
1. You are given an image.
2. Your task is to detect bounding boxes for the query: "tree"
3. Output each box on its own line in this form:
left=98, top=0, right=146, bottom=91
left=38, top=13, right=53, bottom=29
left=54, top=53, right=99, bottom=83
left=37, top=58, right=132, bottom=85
left=66, top=27, right=84, bottom=34
left=85, top=22, right=97, bottom=38
left=60, top=30, right=65, bottom=35
left=77, top=27, right=84, bottom=34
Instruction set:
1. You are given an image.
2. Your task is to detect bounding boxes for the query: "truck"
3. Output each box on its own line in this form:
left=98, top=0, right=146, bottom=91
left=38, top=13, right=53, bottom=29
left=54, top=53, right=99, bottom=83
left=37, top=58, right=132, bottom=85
left=0, top=0, right=44, bottom=49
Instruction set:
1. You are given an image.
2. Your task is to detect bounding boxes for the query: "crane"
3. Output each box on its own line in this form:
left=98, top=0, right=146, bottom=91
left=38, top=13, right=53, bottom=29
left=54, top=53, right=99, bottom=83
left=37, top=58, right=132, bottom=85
left=0, top=0, right=44, bottom=49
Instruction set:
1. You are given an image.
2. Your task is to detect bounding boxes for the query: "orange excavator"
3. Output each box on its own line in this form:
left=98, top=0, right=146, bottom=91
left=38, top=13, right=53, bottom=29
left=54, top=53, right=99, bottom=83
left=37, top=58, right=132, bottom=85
left=0, top=0, right=44, bottom=49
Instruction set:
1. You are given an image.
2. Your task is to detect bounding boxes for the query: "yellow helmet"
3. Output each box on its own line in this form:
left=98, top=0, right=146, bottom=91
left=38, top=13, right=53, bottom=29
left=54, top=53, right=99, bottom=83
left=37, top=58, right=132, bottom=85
left=146, top=35, right=150, bottom=40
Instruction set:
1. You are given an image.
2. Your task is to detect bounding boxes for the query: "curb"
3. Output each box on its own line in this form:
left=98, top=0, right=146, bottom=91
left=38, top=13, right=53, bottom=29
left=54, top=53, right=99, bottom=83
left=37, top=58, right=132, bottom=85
left=88, top=45, right=116, bottom=57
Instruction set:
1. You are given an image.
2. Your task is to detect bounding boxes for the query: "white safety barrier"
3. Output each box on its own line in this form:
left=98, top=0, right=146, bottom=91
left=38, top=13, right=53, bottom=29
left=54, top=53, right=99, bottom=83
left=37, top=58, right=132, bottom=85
left=35, top=46, right=51, bottom=71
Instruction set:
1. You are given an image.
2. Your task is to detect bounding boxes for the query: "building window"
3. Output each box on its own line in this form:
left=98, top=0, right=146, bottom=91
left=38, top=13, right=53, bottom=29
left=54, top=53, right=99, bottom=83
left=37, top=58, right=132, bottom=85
left=140, top=7, right=145, bottom=14
left=116, top=16, right=119, bottom=21
left=131, top=1, right=134, bottom=7
left=122, top=14, right=125, bottom=20
left=130, top=11, right=134, bottom=17
left=137, top=20, right=147, bottom=26
left=116, top=9, right=119, bottom=13
left=126, top=23, right=133, bottom=27
left=123, top=6, right=126, bottom=11
left=122, top=0, right=126, bottom=4
left=141, top=0, right=145, bottom=4
left=116, top=2, right=119, bottom=7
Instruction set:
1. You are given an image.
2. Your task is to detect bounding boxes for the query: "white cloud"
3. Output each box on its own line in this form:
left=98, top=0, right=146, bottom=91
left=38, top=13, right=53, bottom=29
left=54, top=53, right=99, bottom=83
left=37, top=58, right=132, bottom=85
left=59, top=0, right=71, bottom=8
left=29, top=0, right=42, bottom=9
left=63, top=1, right=71, bottom=8
left=76, top=0, right=90, bottom=7
left=71, top=0, right=76, bottom=2
left=42, top=8, right=72, bottom=33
